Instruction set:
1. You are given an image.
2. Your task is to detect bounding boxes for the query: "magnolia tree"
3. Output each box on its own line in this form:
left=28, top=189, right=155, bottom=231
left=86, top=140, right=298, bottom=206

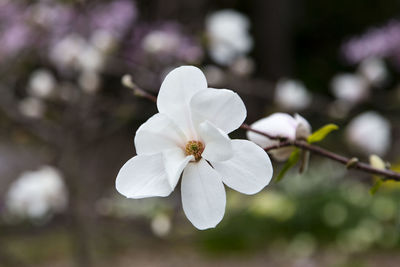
left=1, top=1, right=400, bottom=266
left=118, top=66, right=400, bottom=230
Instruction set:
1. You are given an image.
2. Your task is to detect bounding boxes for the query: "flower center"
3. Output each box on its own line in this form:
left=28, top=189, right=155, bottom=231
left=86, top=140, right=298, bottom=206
left=185, top=140, right=204, bottom=161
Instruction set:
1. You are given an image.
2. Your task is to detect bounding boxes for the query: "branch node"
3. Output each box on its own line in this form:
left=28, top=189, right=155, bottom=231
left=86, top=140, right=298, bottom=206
left=122, top=74, right=136, bottom=90
left=346, top=157, right=359, bottom=169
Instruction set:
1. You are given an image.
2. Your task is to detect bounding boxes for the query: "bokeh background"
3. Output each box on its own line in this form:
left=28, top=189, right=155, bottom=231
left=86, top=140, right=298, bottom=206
left=1, top=0, right=400, bottom=266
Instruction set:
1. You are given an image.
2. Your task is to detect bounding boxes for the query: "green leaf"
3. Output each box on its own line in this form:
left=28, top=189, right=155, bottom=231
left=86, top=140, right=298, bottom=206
left=307, top=124, right=339, bottom=144
left=368, top=155, right=386, bottom=195
left=275, top=149, right=300, bottom=183
left=370, top=179, right=383, bottom=195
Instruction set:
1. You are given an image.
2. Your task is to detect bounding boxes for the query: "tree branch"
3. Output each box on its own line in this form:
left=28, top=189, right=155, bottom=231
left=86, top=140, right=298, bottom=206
left=250, top=128, right=400, bottom=182
left=123, top=80, right=400, bottom=182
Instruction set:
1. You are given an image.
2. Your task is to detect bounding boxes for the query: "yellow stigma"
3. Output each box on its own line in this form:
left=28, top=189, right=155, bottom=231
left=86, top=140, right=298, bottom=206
left=185, top=140, right=204, bottom=161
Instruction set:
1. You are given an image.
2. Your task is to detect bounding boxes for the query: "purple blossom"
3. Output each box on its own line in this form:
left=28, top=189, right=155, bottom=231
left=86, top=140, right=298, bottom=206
left=342, top=20, right=400, bottom=65
left=0, top=22, right=31, bottom=57
left=90, top=0, right=137, bottom=38
left=0, top=0, right=138, bottom=60
left=126, top=22, right=203, bottom=64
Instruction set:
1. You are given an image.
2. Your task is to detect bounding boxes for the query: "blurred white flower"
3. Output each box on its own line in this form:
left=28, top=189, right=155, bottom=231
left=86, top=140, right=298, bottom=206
left=151, top=213, right=172, bottom=237
left=79, top=44, right=105, bottom=72
left=331, top=73, right=369, bottom=104
left=206, top=9, right=253, bottom=65
left=18, top=97, right=45, bottom=118
left=29, top=2, right=58, bottom=27
left=345, top=111, right=391, bottom=156
left=358, top=57, right=388, bottom=87
left=229, top=56, right=255, bottom=76
left=90, top=29, right=116, bottom=53
left=5, top=166, right=68, bottom=219
left=51, top=33, right=105, bottom=73
left=274, top=79, right=312, bottom=111
left=50, top=33, right=87, bottom=70
left=116, top=66, right=273, bottom=230
left=27, top=69, right=56, bottom=98
left=78, top=71, right=101, bottom=94
left=204, top=65, right=225, bottom=86
left=247, top=113, right=311, bottom=161
left=142, top=30, right=180, bottom=55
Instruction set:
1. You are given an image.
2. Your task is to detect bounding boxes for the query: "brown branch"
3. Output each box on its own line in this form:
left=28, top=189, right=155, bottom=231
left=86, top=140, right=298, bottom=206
left=240, top=123, right=284, bottom=140
left=123, top=80, right=400, bottom=182
left=261, top=136, right=400, bottom=182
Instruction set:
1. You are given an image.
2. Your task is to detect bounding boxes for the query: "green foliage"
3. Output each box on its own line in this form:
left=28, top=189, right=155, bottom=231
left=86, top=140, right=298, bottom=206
left=275, top=149, right=300, bottom=182
left=370, top=179, right=383, bottom=195
left=199, top=166, right=400, bottom=255
left=307, top=124, right=339, bottom=144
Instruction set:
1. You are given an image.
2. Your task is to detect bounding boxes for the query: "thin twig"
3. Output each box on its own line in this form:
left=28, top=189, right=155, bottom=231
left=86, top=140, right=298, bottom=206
left=124, top=80, right=400, bottom=182
left=260, top=133, right=400, bottom=182
left=122, top=74, right=157, bottom=103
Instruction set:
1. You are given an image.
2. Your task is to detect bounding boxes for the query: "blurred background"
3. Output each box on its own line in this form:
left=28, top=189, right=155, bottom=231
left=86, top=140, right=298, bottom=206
left=1, top=0, right=400, bottom=266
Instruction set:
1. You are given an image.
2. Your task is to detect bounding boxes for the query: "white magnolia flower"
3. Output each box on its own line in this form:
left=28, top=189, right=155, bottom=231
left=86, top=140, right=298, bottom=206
left=28, top=69, right=56, bottom=98
left=345, top=111, right=391, bottom=156
left=247, top=113, right=311, bottom=161
left=275, top=79, right=312, bottom=111
left=331, top=73, right=369, bottom=104
left=358, top=57, right=388, bottom=87
left=116, top=66, right=273, bottom=230
left=5, top=166, right=68, bottom=219
left=206, top=10, right=253, bottom=65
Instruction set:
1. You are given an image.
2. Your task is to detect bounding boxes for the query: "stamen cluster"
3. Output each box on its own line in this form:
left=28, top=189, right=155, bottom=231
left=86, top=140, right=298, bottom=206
left=185, top=140, right=204, bottom=161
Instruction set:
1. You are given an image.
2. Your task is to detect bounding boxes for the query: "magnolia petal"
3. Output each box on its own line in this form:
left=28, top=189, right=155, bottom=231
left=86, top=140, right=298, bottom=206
left=211, top=140, right=273, bottom=195
left=163, top=148, right=193, bottom=188
left=190, top=88, right=246, bottom=134
left=198, top=121, right=233, bottom=162
left=269, top=146, right=295, bottom=162
left=135, top=113, right=186, bottom=155
left=157, top=66, right=207, bottom=137
left=116, top=154, right=172, bottom=199
left=181, top=159, right=226, bottom=230
left=246, top=113, right=297, bottom=148
left=294, top=113, right=312, bottom=140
